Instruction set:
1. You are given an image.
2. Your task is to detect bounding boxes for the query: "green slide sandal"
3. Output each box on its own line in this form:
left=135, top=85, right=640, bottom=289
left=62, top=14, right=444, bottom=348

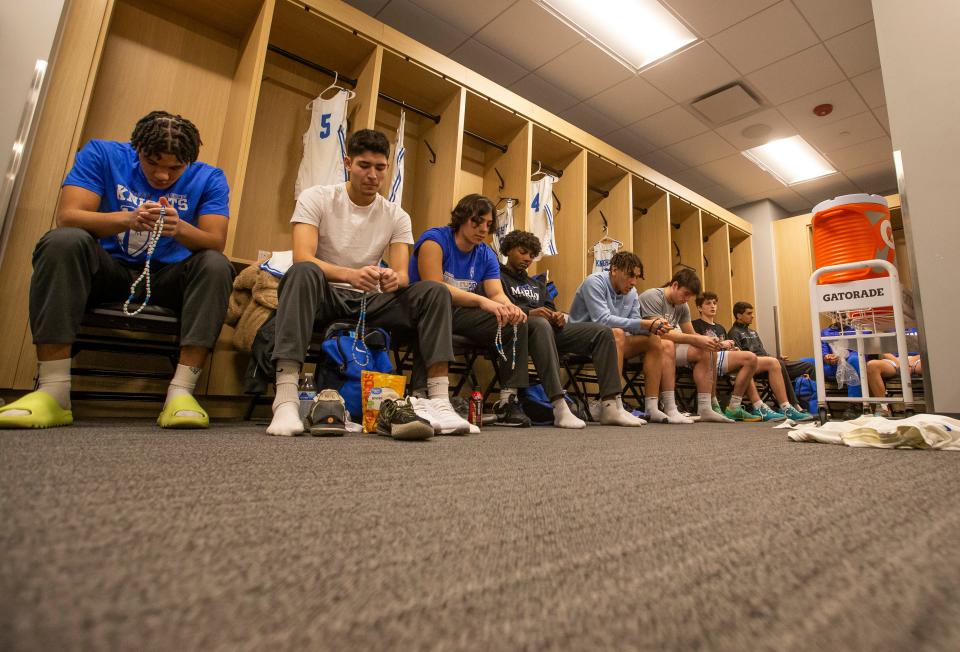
left=0, top=391, right=73, bottom=429
left=157, top=394, right=209, bottom=429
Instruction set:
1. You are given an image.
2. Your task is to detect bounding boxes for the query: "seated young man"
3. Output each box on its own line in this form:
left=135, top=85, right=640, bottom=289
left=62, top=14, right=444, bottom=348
left=568, top=251, right=667, bottom=421
left=693, top=292, right=791, bottom=422
left=498, top=230, right=644, bottom=427
left=800, top=322, right=864, bottom=412
left=635, top=270, right=734, bottom=424
left=0, top=110, right=235, bottom=429
left=269, top=129, right=468, bottom=437
left=408, top=194, right=537, bottom=428
left=866, top=352, right=922, bottom=417
left=728, top=301, right=813, bottom=421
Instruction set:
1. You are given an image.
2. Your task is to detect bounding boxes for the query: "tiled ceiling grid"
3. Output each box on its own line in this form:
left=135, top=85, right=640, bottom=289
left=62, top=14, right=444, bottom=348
left=344, top=0, right=895, bottom=215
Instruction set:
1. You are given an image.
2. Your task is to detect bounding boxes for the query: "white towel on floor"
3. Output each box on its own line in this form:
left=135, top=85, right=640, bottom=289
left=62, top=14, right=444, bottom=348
left=786, top=414, right=960, bottom=450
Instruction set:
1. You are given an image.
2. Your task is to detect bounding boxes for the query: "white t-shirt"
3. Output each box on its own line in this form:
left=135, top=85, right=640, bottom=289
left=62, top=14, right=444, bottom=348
left=291, top=183, right=414, bottom=290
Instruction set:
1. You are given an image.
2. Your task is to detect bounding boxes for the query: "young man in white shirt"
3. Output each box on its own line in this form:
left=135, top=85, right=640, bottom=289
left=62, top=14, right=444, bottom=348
left=267, top=129, right=468, bottom=437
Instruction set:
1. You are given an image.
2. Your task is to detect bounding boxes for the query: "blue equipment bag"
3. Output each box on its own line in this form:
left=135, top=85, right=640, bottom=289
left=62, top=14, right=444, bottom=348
left=794, top=374, right=817, bottom=412
left=315, top=321, right=393, bottom=418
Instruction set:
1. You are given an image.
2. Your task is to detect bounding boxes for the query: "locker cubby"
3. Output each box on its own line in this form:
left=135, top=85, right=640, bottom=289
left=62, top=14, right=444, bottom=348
left=631, top=177, right=670, bottom=294
left=586, top=154, right=631, bottom=276
left=729, top=227, right=755, bottom=316
left=669, top=195, right=703, bottom=315
left=702, top=213, right=733, bottom=320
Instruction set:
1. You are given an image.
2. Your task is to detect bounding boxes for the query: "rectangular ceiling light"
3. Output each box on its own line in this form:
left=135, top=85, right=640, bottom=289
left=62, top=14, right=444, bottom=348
left=742, top=135, right=837, bottom=185
left=536, top=0, right=698, bottom=70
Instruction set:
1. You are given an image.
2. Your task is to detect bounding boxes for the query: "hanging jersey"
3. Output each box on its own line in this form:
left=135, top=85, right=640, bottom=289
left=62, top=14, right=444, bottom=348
left=592, top=239, right=619, bottom=274
left=529, top=175, right=558, bottom=258
left=295, top=89, right=349, bottom=199
left=388, top=110, right=405, bottom=204
left=493, top=198, right=515, bottom=263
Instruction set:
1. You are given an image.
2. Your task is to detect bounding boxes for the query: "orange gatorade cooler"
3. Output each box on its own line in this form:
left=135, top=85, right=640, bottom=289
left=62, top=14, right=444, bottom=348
left=812, top=194, right=895, bottom=284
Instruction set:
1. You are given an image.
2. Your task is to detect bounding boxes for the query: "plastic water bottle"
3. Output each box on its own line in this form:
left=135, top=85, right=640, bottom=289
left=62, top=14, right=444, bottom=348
left=298, top=373, right=316, bottom=420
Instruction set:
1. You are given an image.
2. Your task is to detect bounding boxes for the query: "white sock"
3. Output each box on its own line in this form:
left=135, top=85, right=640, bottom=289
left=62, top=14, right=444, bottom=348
left=645, top=396, right=669, bottom=423
left=500, top=388, right=517, bottom=404
left=427, top=377, right=450, bottom=401
left=268, top=360, right=303, bottom=436
left=552, top=397, right=585, bottom=429
left=753, top=401, right=766, bottom=411
left=660, top=391, right=678, bottom=413
left=728, top=394, right=743, bottom=410
left=697, top=393, right=712, bottom=412
left=780, top=402, right=792, bottom=412
left=164, top=364, right=202, bottom=417
left=37, top=358, right=72, bottom=410
left=601, top=396, right=645, bottom=427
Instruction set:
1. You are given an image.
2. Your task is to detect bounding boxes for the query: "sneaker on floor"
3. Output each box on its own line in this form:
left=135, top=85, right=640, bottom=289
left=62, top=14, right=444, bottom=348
left=724, top=406, right=762, bottom=422
left=751, top=404, right=786, bottom=422
left=783, top=405, right=814, bottom=422
left=409, top=396, right=441, bottom=433
left=711, top=404, right=725, bottom=417
left=494, top=395, right=531, bottom=427
left=305, top=389, right=347, bottom=436
left=874, top=405, right=892, bottom=418
left=841, top=405, right=866, bottom=421
left=426, top=397, right=472, bottom=435
left=376, top=398, right=434, bottom=440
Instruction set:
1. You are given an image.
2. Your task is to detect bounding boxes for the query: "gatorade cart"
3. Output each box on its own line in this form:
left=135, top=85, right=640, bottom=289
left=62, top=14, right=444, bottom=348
left=807, top=194, right=919, bottom=424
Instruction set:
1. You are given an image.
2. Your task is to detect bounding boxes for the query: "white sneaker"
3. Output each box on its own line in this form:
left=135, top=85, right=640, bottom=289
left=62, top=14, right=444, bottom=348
left=409, top=396, right=440, bottom=433
left=425, top=397, right=471, bottom=435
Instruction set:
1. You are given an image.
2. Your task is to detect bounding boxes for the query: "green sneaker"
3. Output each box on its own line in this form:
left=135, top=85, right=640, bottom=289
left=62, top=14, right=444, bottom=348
left=752, top=403, right=786, bottom=422
left=784, top=405, right=814, bottom=422
left=712, top=404, right=725, bottom=417
left=724, top=406, right=762, bottom=422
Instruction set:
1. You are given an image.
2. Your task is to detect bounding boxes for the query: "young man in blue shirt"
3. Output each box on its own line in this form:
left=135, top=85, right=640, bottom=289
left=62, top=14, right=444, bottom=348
left=0, top=111, right=235, bottom=429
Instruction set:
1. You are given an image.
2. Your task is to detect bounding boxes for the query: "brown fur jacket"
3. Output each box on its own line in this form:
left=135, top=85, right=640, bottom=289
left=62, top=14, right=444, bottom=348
left=225, top=264, right=279, bottom=351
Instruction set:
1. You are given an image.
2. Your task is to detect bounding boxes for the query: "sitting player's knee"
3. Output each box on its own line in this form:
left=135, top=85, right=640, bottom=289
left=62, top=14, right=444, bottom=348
left=35, top=227, right=96, bottom=256
left=611, top=327, right=625, bottom=345
left=528, top=315, right=552, bottom=335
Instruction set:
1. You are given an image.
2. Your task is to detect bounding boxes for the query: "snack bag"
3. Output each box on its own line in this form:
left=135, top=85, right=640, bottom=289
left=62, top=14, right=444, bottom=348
left=361, top=370, right=407, bottom=433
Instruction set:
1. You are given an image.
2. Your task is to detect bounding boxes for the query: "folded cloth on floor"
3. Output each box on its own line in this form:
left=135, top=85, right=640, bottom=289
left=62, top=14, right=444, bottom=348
left=786, top=414, right=960, bottom=450
left=260, top=250, right=293, bottom=277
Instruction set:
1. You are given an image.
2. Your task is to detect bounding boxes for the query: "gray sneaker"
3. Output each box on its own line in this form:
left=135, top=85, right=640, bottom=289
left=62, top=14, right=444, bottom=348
left=306, top=389, right=347, bottom=436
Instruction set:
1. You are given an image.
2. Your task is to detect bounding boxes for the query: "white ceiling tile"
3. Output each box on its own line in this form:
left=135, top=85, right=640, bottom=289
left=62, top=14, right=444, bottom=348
left=803, top=111, right=885, bottom=153
left=408, top=0, right=515, bottom=35
left=629, top=105, right=710, bottom=149
left=510, top=73, right=580, bottom=114
left=377, top=0, right=469, bottom=53
left=639, top=150, right=688, bottom=176
left=714, top=108, right=799, bottom=150
left=641, top=42, right=739, bottom=103
left=449, top=39, right=528, bottom=87
left=697, top=153, right=784, bottom=195
left=845, top=160, right=898, bottom=195
left=851, top=68, right=886, bottom=108
left=604, top=126, right=658, bottom=159
left=664, top=131, right=738, bottom=167
left=826, top=136, right=892, bottom=170
left=764, top=188, right=812, bottom=213
left=708, top=1, right=819, bottom=74
left=560, top=103, right=623, bottom=137
left=746, top=45, right=846, bottom=105
left=342, top=0, right=390, bottom=15
left=671, top=167, right=715, bottom=192
left=536, top=41, right=633, bottom=101
left=792, top=0, right=874, bottom=40
left=475, top=0, right=582, bottom=71
left=825, top=22, right=881, bottom=77
left=873, top=105, right=889, bottom=133
left=697, top=184, right=748, bottom=208
left=587, top=76, right=673, bottom=126
left=791, top=173, right=860, bottom=205
left=779, top=81, right=868, bottom=132
left=663, top=0, right=780, bottom=37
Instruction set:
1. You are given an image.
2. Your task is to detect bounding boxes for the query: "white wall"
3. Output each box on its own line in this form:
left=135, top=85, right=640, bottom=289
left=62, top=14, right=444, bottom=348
left=729, top=199, right=786, bottom=353
left=0, top=0, right=66, bottom=193
left=872, top=0, right=960, bottom=414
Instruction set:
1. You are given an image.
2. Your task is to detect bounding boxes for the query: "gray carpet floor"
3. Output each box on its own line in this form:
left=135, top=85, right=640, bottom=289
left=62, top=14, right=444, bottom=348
left=2, top=419, right=959, bottom=651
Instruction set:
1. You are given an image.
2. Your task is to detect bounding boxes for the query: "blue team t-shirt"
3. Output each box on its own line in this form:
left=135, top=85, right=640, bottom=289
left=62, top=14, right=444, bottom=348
left=62, top=140, right=230, bottom=264
left=408, top=226, right=499, bottom=293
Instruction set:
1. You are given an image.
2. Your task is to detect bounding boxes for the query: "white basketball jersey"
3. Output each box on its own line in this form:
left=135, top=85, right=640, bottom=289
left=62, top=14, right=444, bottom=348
left=295, top=89, right=349, bottom=199
left=592, top=240, right=620, bottom=274
left=388, top=110, right=406, bottom=204
left=493, top=199, right=515, bottom=263
left=529, top=175, right=558, bottom=259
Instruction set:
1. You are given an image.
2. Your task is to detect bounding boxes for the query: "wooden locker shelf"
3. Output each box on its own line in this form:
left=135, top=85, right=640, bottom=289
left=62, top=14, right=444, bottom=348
left=586, top=154, right=631, bottom=275
left=632, top=177, right=670, bottom=294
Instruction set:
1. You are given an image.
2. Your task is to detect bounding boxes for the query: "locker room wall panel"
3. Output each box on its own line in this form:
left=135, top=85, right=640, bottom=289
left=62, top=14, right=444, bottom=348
left=632, top=179, right=671, bottom=295
left=481, top=122, right=532, bottom=233
left=410, top=88, right=465, bottom=238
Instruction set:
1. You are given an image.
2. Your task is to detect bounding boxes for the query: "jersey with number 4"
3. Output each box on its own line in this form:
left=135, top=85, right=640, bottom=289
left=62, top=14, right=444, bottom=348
left=296, top=89, right=349, bottom=199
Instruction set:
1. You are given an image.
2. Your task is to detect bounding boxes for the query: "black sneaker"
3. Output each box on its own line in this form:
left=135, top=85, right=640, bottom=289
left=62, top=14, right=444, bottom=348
left=376, top=398, right=434, bottom=440
left=494, top=395, right=532, bottom=427
left=306, top=389, right=347, bottom=436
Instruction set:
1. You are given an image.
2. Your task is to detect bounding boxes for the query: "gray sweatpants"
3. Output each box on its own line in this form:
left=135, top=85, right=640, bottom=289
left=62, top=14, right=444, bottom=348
left=527, top=316, right=621, bottom=400
left=272, top=263, right=455, bottom=384
left=29, top=227, right=235, bottom=348
left=451, top=307, right=530, bottom=389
